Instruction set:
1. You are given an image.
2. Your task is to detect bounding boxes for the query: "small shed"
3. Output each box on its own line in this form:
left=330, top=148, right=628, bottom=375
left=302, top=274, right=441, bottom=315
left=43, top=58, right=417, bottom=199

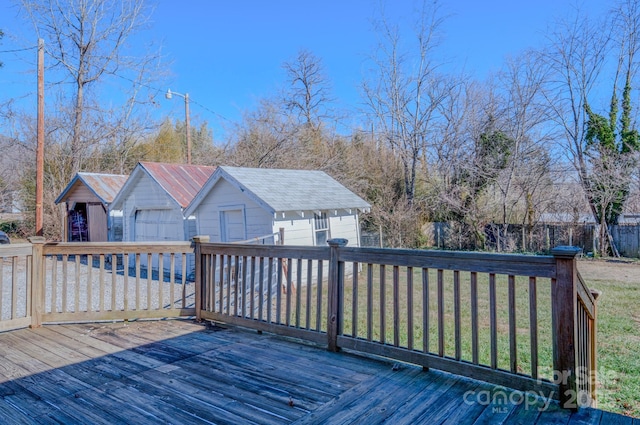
left=185, top=166, right=371, bottom=246
left=55, top=172, right=128, bottom=242
left=110, top=161, right=215, bottom=242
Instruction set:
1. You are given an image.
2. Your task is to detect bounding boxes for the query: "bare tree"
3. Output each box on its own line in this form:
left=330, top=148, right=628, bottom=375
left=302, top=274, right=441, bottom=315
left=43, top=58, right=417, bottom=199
left=19, top=0, right=160, bottom=173
left=539, top=6, right=615, bottom=254
left=541, top=0, right=640, bottom=255
left=282, top=49, right=334, bottom=131
left=362, top=0, right=452, bottom=206
left=225, top=98, right=299, bottom=169
left=494, top=52, right=554, bottom=242
left=0, top=28, right=4, bottom=68
left=10, top=0, right=163, bottom=237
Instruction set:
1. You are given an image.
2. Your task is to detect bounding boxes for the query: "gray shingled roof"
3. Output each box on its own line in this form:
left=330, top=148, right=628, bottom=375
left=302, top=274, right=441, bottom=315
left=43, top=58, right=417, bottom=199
left=220, top=166, right=370, bottom=213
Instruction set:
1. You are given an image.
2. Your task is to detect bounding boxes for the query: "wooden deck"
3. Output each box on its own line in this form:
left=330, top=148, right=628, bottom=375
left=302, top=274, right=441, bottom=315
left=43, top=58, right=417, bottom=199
left=0, top=320, right=635, bottom=425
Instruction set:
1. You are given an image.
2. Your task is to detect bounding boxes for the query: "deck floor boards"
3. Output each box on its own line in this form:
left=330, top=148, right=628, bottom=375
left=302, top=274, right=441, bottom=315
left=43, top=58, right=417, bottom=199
left=0, top=320, right=633, bottom=424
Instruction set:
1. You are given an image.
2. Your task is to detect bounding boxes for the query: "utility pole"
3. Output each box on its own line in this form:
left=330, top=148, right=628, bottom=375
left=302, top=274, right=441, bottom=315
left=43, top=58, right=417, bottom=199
left=36, top=38, right=44, bottom=237
left=165, top=89, right=192, bottom=164
left=185, top=93, right=191, bottom=165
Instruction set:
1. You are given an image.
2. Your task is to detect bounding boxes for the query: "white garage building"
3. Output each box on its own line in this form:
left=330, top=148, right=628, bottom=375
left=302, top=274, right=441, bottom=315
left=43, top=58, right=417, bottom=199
left=185, top=166, right=371, bottom=247
left=110, top=161, right=216, bottom=243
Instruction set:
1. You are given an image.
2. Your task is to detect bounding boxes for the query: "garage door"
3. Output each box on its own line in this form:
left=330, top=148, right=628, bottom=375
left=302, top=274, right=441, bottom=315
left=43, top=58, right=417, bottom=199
left=134, top=209, right=183, bottom=241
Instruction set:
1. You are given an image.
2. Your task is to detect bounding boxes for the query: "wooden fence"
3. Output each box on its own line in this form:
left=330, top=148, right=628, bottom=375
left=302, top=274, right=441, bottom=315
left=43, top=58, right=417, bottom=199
left=0, top=237, right=598, bottom=409
left=420, top=222, right=640, bottom=258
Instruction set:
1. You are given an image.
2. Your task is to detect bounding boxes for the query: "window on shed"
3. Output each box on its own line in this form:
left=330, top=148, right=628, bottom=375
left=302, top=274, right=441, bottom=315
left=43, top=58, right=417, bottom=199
left=314, top=212, right=329, bottom=246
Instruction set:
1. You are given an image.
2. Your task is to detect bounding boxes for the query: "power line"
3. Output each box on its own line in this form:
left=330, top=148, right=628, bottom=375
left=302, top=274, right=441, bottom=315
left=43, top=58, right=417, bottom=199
left=190, top=98, right=232, bottom=122
left=0, top=46, right=38, bottom=54
left=6, top=43, right=233, bottom=124
left=109, top=70, right=231, bottom=122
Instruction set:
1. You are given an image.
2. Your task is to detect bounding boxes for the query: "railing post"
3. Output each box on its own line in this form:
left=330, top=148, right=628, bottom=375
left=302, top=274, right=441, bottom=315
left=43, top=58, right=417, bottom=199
left=327, top=238, right=348, bottom=352
left=28, top=236, right=46, bottom=328
left=193, top=235, right=210, bottom=322
left=551, top=246, right=581, bottom=409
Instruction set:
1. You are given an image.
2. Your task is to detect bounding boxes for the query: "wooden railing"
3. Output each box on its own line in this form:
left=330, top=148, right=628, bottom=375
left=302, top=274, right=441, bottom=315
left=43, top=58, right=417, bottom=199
left=0, top=237, right=196, bottom=328
left=0, top=242, right=33, bottom=332
left=195, top=240, right=599, bottom=409
left=0, top=237, right=598, bottom=409
left=576, top=270, right=600, bottom=407
left=195, top=236, right=331, bottom=345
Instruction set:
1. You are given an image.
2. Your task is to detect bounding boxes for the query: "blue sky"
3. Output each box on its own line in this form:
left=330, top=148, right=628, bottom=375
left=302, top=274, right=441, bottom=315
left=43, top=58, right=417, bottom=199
left=0, top=0, right=610, bottom=139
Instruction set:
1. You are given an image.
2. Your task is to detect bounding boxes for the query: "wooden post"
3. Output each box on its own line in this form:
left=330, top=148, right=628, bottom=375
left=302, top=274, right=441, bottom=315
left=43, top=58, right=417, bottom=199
left=551, top=246, right=581, bottom=409
left=279, top=227, right=285, bottom=245
left=192, top=235, right=210, bottom=322
left=327, top=238, right=348, bottom=352
left=29, top=236, right=46, bottom=328
left=35, top=39, right=44, bottom=236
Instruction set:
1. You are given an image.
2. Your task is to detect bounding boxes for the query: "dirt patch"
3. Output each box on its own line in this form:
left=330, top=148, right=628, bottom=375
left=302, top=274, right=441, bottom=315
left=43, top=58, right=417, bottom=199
left=578, top=259, right=640, bottom=285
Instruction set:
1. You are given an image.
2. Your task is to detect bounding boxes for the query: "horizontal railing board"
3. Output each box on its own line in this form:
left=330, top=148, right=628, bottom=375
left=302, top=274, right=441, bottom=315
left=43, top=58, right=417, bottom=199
left=576, top=272, right=596, bottom=319
left=200, top=311, right=328, bottom=346
left=0, top=317, right=31, bottom=332
left=42, top=308, right=195, bottom=323
left=337, top=247, right=557, bottom=278
left=43, top=242, right=194, bottom=255
left=0, top=243, right=33, bottom=257
left=199, top=243, right=330, bottom=261
left=337, top=336, right=559, bottom=400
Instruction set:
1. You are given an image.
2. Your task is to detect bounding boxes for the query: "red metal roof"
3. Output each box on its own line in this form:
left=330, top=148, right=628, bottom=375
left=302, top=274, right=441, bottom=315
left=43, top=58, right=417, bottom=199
left=140, top=162, right=215, bottom=208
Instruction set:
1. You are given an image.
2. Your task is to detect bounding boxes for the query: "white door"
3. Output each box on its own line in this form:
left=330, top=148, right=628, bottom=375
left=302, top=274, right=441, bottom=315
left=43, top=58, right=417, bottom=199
left=221, top=209, right=245, bottom=242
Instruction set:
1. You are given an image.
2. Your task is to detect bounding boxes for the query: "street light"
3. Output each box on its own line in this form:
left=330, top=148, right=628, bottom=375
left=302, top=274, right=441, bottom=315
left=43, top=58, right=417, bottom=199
left=165, top=89, right=191, bottom=164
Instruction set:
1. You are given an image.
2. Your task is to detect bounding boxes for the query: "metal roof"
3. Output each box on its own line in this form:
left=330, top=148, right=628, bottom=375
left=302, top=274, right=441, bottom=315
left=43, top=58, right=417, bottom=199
left=539, top=212, right=640, bottom=225
left=188, top=166, right=370, bottom=215
left=140, top=162, right=216, bottom=208
left=55, top=172, right=128, bottom=205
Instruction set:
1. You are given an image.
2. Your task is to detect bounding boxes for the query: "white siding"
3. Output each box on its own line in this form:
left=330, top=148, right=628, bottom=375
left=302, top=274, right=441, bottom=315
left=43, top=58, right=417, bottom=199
left=274, top=211, right=361, bottom=247
left=194, top=179, right=272, bottom=242
left=121, top=173, right=183, bottom=242
left=328, top=212, right=361, bottom=247
left=274, top=212, right=315, bottom=246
